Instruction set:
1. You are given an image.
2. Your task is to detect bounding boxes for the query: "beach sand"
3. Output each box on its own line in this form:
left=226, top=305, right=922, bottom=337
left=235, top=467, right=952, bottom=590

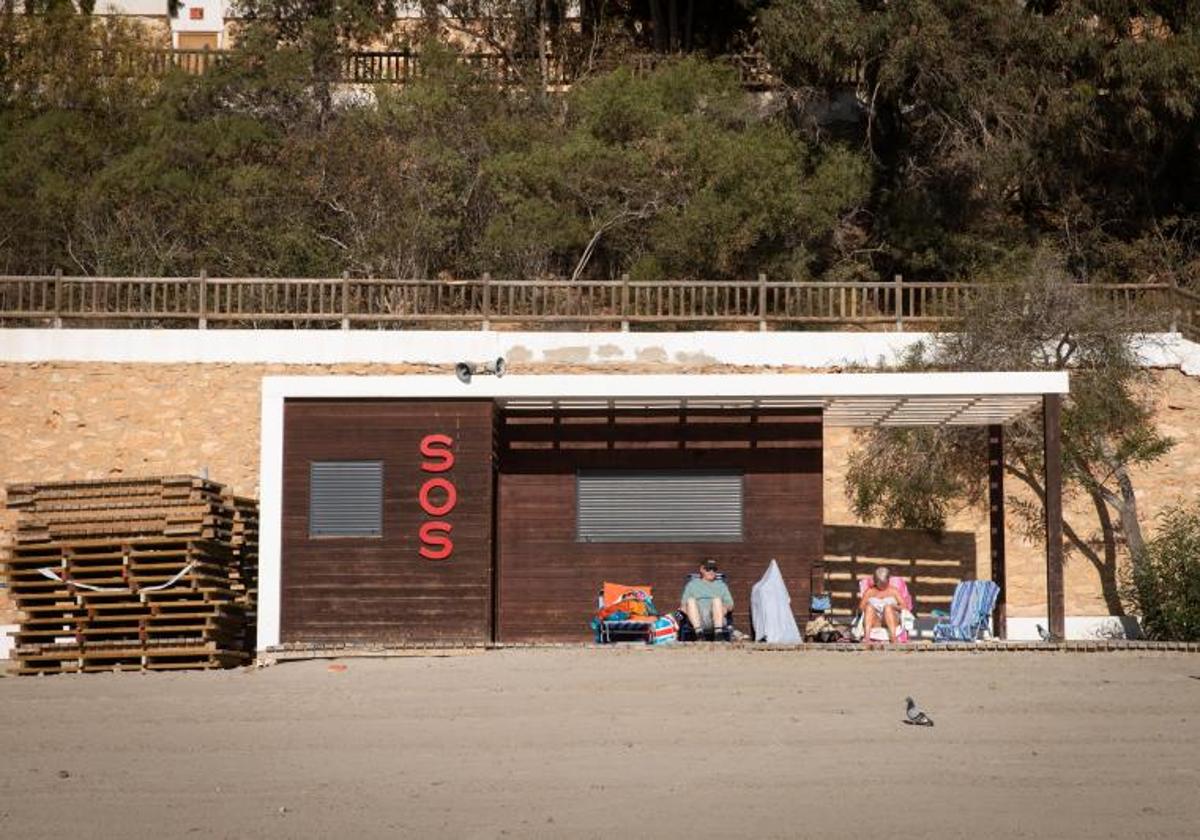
left=2, top=648, right=1199, bottom=839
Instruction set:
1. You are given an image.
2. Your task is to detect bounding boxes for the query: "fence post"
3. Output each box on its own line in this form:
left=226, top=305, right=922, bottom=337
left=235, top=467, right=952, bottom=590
left=893, top=274, right=903, bottom=332
left=481, top=272, right=491, bottom=331
left=620, top=273, right=630, bottom=332
left=341, top=271, right=351, bottom=331
left=53, top=268, right=63, bottom=329
left=1168, top=273, right=1180, bottom=334
left=758, top=273, right=767, bottom=332
left=197, top=269, right=207, bottom=330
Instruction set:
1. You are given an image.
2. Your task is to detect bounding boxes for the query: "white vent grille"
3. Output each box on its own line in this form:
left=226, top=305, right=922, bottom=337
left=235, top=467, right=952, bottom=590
left=309, top=461, right=383, bottom=537
left=576, top=471, right=743, bottom=543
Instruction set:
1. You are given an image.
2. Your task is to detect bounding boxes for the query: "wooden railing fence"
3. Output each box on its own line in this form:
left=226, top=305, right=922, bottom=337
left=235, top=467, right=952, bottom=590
left=46, top=47, right=830, bottom=90
left=1, top=274, right=1195, bottom=339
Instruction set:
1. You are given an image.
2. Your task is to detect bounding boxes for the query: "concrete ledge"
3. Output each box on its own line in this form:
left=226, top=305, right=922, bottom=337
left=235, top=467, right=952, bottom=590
left=3, top=329, right=1198, bottom=373
left=1006, top=615, right=1142, bottom=641
left=0, top=328, right=928, bottom=367
left=261, top=638, right=1200, bottom=664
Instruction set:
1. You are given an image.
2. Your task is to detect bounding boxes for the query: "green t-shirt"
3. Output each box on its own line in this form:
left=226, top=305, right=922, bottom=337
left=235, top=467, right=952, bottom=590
left=681, top=578, right=734, bottom=609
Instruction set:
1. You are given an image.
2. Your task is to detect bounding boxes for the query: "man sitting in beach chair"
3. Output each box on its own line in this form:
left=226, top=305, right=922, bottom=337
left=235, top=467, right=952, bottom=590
left=858, top=566, right=909, bottom=643
left=681, top=559, right=734, bottom=641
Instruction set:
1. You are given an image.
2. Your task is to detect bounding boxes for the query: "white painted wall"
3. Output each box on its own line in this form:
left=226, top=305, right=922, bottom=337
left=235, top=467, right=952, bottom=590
left=90, top=1, right=579, bottom=21
left=0, top=624, right=16, bottom=660
left=171, top=0, right=227, bottom=40
left=93, top=0, right=167, bottom=15
left=0, top=328, right=920, bottom=366
left=2, top=329, right=1198, bottom=374
left=1007, top=616, right=1142, bottom=641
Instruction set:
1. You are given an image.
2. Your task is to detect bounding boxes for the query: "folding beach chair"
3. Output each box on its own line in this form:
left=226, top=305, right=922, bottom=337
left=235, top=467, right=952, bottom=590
left=933, top=579, right=1000, bottom=642
left=593, top=585, right=658, bottom=644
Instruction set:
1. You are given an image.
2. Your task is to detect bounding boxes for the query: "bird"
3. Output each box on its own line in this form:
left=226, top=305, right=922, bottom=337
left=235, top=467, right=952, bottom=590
left=1037, top=624, right=1055, bottom=642
left=904, top=696, right=934, bottom=727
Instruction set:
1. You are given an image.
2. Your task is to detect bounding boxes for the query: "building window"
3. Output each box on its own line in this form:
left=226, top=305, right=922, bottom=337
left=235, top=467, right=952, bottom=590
left=576, top=470, right=744, bottom=543
left=309, top=461, right=383, bottom=537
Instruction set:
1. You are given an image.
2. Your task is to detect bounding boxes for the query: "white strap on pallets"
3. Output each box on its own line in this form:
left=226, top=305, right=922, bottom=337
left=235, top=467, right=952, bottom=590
left=37, top=561, right=196, bottom=593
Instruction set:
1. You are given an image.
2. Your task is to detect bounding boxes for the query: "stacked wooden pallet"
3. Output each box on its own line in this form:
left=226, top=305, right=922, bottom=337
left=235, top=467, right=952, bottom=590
left=2, top=476, right=259, bottom=675
left=225, top=494, right=259, bottom=654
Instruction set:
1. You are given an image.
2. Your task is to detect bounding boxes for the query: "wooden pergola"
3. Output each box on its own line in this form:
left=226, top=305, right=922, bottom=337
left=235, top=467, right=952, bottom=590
left=256, top=371, right=1070, bottom=648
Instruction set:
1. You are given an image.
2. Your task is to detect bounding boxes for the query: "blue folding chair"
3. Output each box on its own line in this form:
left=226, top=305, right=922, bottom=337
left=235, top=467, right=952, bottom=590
left=933, top=580, right=1000, bottom=642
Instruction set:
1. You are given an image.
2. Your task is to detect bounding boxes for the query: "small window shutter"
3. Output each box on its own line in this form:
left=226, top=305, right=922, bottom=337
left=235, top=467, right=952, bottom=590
left=576, top=471, right=743, bottom=543
left=309, top=461, right=383, bottom=537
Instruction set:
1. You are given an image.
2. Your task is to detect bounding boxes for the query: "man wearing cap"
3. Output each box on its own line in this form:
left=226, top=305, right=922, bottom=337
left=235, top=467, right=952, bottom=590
left=681, top=559, right=734, bottom=641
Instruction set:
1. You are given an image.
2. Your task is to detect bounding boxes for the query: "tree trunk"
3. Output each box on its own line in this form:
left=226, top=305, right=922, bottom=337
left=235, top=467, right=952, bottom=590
left=1110, top=462, right=1147, bottom=562
left=668, top=0, right=679, bottom=52
left=538, top=0, right=549, bottom=89
left=1096, top=442, right=1148, bottom=567
left=310, top=0, right=338, bottom=127
left=1086, top=486, right=1127, bottom=616
left=650, top=0, right=667, bottom=52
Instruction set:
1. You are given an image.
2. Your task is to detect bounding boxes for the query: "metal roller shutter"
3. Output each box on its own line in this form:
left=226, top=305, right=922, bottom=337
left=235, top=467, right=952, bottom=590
left=576, top=470, right=744, bottom=543
left=309, top=461, right=384, bottom=537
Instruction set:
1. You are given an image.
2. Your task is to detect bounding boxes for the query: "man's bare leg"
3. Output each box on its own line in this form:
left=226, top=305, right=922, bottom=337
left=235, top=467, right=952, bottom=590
left=883, top=605, right=900, bottom=642
left=712, top=599, right=727, bottom=639
left=685, top=598, right=704, bottom=638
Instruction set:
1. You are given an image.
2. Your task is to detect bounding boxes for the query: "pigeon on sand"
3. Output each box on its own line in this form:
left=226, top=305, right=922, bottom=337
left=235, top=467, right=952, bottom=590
left=905, top=697, right=934, bottom=727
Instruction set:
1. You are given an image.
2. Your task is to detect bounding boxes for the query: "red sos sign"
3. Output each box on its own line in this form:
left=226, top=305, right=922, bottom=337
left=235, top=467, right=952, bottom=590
left=418, top=434, right=456, bottom=560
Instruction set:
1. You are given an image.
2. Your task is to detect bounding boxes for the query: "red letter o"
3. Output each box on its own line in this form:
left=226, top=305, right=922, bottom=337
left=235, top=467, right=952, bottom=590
left=419, top=477, right=457, bottom=517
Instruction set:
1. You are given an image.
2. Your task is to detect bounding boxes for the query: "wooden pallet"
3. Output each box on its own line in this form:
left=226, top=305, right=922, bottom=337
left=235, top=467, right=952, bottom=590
left=5, top=475, right=261, bottom=673
left=13, top=643, right=249, bottom=675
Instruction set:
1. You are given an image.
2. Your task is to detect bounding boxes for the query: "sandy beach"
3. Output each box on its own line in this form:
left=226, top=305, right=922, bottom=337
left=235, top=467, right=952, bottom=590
left=2, top=648, right=1199, bottom=839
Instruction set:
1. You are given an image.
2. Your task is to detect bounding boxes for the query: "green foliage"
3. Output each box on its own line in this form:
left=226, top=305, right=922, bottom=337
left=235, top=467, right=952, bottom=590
left=0, top=27, right=869, bottom=278
left=1, top=1, right=1198, bottom=286
left=1123, top=501, right=1200, bottom=641
left=846, top=425, right=984, bottom=531
left=841, top=258, right=1175, bottom=613
left=483, top=58, right=869, bottom=279
left=759, top=0, right=1200, bottom=285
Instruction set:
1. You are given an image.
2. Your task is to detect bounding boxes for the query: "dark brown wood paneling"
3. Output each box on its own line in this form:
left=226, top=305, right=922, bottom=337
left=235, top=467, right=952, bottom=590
left=496, top=409, right=823, bottom=642
left=281, top=399, right=495, bottom=644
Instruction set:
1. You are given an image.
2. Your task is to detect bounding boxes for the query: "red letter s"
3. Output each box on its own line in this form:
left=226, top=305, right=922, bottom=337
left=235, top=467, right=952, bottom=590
left=420, top=434, right=455, bottom=472
left=418, top=521, right=453, bottom=560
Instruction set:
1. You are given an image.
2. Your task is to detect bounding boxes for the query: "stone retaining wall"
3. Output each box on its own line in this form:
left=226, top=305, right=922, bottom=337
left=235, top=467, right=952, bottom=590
left=3, top=361, right=1198, bottom=627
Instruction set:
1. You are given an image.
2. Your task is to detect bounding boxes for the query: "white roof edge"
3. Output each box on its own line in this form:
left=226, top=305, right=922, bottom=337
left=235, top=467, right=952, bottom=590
left=263, top=371, right=1069, bottom=400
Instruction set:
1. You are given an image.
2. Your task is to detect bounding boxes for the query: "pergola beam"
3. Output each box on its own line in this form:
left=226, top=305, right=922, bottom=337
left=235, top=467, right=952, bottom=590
left=1043, top=394, right=1066, bottom=638
left=988, top=424, right=1007, bottom=639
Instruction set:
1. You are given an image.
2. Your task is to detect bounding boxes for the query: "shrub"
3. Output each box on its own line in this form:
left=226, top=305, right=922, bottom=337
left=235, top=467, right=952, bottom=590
left=1123, top=502, right=1200, bottom=642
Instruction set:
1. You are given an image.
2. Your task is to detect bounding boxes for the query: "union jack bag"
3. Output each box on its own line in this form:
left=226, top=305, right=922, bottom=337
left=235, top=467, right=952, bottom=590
left=649, top=613, right=679, bottom=645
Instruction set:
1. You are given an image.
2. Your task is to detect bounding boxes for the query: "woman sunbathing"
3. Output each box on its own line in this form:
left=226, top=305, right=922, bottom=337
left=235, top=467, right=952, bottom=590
left=859, top=566, right=905, bottom=643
